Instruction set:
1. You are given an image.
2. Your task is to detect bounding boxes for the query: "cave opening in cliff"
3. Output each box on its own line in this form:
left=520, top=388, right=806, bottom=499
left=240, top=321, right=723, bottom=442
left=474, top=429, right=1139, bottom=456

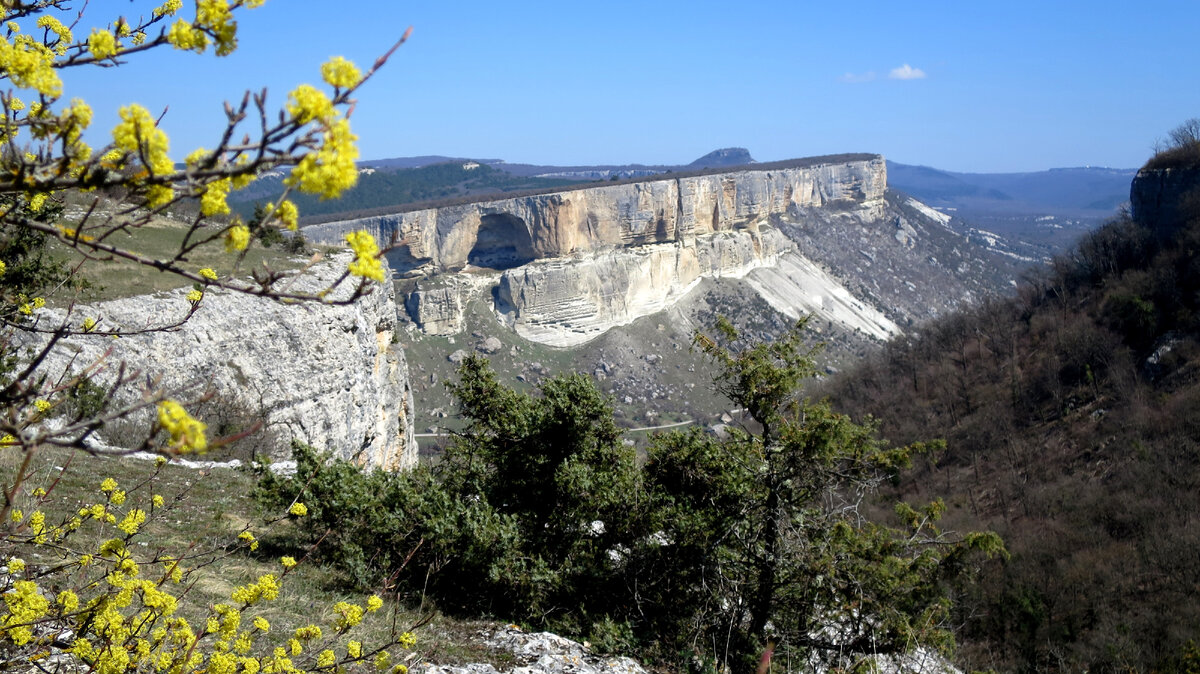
left=469, top=214, right=536, bottom=269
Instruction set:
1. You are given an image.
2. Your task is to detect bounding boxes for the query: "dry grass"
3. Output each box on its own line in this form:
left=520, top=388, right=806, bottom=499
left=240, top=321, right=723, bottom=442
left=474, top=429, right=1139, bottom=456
left=45, top=197, right=326, bottom=305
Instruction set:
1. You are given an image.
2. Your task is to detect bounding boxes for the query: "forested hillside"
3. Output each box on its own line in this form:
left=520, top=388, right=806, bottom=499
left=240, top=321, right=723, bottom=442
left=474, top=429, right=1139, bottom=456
left=822, top=150, right=1200, bottom=671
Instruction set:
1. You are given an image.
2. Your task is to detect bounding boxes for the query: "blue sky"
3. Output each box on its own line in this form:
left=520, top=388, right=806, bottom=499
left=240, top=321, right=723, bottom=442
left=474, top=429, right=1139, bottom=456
left=60, top=1, right=1200, bottom=172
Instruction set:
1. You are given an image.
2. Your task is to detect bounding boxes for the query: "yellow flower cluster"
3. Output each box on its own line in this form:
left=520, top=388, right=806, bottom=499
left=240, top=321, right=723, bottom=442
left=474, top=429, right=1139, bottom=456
left=225, top=224, right=250, bottom=252
left=238, top=530, right=259, bottom=551
left=187, top=289, right=204, bottom=303
left=201, top=177, right=233, bottom=216
left=154, top=0, right=184, bottom=18
left=199, top=267, right=219, bottom=281
left=346, top=230, right=385, bottom=282
left=321, top=56, right=362, bottom=89
left=290, top=119, right=360, bottom=199
left=35, top=15, right=73, bottom=49
left=87, top=28, right=118, bottom=60
left=116, top=509, right=146, bottom=535
left=197, top=0, right=238, bottom=56
left=231, top=574, right=280, bottom=606
left=285, top=85, right=335, bottom=125
left=111, top=105, right=174, bottom=207
left=332, top=601, right=364, bottom=630
left=266, top=200, right=299, bottom=231
left=156, top=399, right=207, bottom=453
left=2, top=580, right=49, bottom=645
left=0, top=33, right=62, bottom=96
left=288, top=502, right=307, bottom=517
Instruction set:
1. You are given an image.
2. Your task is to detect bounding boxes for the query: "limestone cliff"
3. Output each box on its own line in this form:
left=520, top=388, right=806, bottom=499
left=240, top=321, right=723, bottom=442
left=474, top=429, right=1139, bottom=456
left=495, top=228, right=790, bottom=346
left=304, top=155, right=886, bottom=272
left=306, top=155, right=890, bottom=346
left=29, top=254, right=417, bottom=470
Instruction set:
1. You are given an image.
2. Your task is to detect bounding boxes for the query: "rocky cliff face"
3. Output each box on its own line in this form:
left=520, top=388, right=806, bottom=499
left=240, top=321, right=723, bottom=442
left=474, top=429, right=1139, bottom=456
left=1131, top=166, right=1200, bottom=234
left=30, top=254, right=417, bottom=470
left=495, top=228, right=790, bottom=346
left=305, top=156, right=886, bottom=273
left=307, top=156, right=890, bottom=346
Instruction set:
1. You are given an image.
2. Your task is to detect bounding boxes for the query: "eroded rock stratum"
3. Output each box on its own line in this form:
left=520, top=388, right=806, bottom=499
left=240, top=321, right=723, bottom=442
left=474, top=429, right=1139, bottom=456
left=306, top=155, right=928, bottom=347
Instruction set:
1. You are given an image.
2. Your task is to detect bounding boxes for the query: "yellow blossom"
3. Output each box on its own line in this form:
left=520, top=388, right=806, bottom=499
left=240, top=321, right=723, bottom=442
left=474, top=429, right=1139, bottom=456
left=285, top=84, right=335, bottom=125
left=199, top=267, right=218, bottom=281
left=346, top=230, right=385, bottom=282
left=4, top=580, right=49, bottom=644
left=57, top=589, right=79, bottom=612
left=224, top=224, right=250, bottom=252
left=7, top=557, right=24, bottom=573
left=33, top=399, right=50, bottom=412
left=117, top=509, right=146, bottom=535
left=268, top=199, right=299, bottom=231
left=112, top=104, right=172, bottom=175
left=332, top=601, right=363, bottom=629
left=280, top=556, right=297, bottom=569
left=287, top=118, right=359, bottom=199
left=152, top=494, right=165, bottom=508
left=82, top=317, right=97, bottom=332
left=155, top=0, right=184, bottom=17
left=321, top=56, right=361, bottom=89
left=187, top=289, right=204, bottom=303
left=100, top=477, right=118, bottom=493
left=167, top=18, right=207, bottom=52
left=366, top=595, right=383, bottom=612
left=347, top=641, right=362, bottom=659
left=397, top=632, right=417, bottom=650
left=238, top=530, right=259, bottom=551
left=201, top=177, right=233, bottom=216
left=294, top=625, right=321, bottom=641
left=288, top=502, right=307, bottom=517
left=156, top=399, right=208, bottom=453
left=87, top=28, right=118, bottom=59
left=253, top=616, right=269, bottom=632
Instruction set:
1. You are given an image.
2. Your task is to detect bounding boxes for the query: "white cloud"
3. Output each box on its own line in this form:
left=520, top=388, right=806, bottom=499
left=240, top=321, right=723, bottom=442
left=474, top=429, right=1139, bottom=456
left=888, top=64, right=927, bottom=80
left=839, top=71, right=877, bottom=83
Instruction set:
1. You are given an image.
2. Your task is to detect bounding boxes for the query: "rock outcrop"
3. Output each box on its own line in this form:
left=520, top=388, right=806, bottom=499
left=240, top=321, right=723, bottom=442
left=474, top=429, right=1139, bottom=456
left=308, top=155, right=891, bottom=346
left=29, top=254, right=417, bottom=470
left=1131, top=166, right=1200, bottom=235
left=305, top=155, right=886, bottom=273
left=495, top=228, right=789, bottom=346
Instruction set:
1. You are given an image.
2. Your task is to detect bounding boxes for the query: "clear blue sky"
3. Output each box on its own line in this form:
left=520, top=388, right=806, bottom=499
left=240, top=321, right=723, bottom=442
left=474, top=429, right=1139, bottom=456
left=60, top=1, right=1200, bottom=172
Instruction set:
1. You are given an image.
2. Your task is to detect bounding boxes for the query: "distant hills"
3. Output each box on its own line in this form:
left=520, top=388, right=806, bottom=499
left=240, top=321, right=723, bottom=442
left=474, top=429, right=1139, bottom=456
left=886, top=161, right=1136, bottom=215
left=231, top=149, right=1132, bottom=259
left=886, top=161, right=1136, bottom=255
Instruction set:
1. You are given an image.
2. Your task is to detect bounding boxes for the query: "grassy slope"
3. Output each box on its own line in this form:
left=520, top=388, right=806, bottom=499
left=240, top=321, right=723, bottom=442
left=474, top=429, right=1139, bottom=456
left=0, top=446, right=516, bottom=669
left=48, top=200, right=319, bottom=304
